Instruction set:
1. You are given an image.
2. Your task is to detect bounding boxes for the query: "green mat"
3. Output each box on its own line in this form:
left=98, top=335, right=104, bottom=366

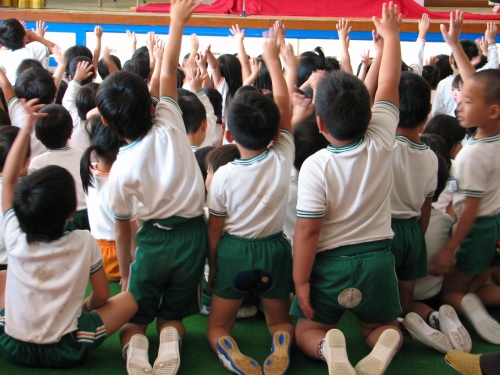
left=2, top=281, right=499, bottom=374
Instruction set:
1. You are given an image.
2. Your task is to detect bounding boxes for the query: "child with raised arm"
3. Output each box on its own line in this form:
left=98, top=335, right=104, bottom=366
left=291, top=3, right=403, bottom=375
left=206, top=30, right=294, bottom=375
left=0, top=99, right=137, bottom=368
left=432, top=10, right=500, bottom=346
left=96, top=1, right=207, bottom=374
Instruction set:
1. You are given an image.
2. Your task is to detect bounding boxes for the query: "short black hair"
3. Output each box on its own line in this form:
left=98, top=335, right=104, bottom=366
left=0, top=125, right=30, bottom=171
left=293, top=118, right=329, bottom=171
left=177, top=68, right=185, bottom=89
left=206, top=144, right=240, bottom=174
left=123, top=58, right=150, bottom=81
left=97, top=55, right=122, bottom=80
left=452, top=74, right=463, bottom=90
left=203, top=87, right=223, bottom=124
left=420, top=133, right=450, bottom=202
left=471, top=69, right=500, bottom=104
left=15, top=68, right=57, bottom=104
left=14, top=165, right=76, bottom=244
left=315, top=71, right=371, bottom=141
left=96, top=71, right=153, bottom=141
left=35, top=104, right=73, bottom=149
left=194, top=146, right=215, bottom=183
left=298, top=47, right=325, bottom=88
left=424, top=114, right=465, bottom=155
left=451, top=40, right=478, bottom=69
left=131, top=46, right=149, bottom=65
left=64, top=45, right=93, bottom=78
left=422, top=65, right=439, bottom=90
left=16, top=59, right=44, bottom=78
left=0, top=109, right=11, bottom=125
left=434, top=54, right=453, bottom=81
left=227, top=90, right=280, bottom=150
left=398, top=72, right=431, bottom=129
left=55, top=80, right=68, bottom=105
left=178, top=91, right=206, bottom=134
left=76, top=82, right=99, bottom=121
left=69, top=56, right=95, bottom=86
left=0, top=19, right=26, bottom=50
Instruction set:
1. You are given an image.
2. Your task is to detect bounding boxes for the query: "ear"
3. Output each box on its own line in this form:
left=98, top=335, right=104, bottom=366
left=316, top=115, right=328, bottom=134
left=201, top=119, right=208, bottom=132
left=488, top=103, right=500, bottom=120
left=272, top=128, right=281, bottom=141
left=225, top=129, right=234, bottom=143
left=150, top=104, right=156, bottom=117
left=68, top=128, right=73, bottom=140
left=101, top=115, right=108, bottom=126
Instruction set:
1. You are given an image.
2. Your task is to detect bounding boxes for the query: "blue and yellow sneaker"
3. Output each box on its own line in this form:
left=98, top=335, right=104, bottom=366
left=263, top=331, right=291, bottom=375
left=217, top=336, right=262, bottom=375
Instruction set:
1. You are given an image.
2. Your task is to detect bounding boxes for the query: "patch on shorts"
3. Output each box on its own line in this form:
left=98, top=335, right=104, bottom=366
left=235, top=269, right=273, bottom=292
left=338, top=288, right=362, bottom=309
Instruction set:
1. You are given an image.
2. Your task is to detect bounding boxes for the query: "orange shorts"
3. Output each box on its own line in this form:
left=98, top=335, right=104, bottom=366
left=96, top=240, right=120, bottom=281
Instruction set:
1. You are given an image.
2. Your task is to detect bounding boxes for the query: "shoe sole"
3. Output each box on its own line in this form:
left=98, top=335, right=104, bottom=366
left=403, top=313, right=453, bottom=354
left=217, top=336, right=262, bottom=375
left=445, top=350, right=483, bottom=375
left=461, top=293, right=500, bottom=345
left=153, top=327, right=180, bottom=375
left=263, top=331, right=291, bottom=375
left=324, top=329, right=356, bottom=375
left=127, top=334, right=153, bottom=375
left=439, top=305, right=472, bottom=352
left=354, top=328, right=400, bottom=375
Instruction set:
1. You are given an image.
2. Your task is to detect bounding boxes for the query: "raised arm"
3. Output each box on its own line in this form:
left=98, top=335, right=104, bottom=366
left=411, top=13, right=430, bottom=75
left=206, top=45, right=222, bottom=87
left=150, top=39, right=165, bottom=100
left=337, top=19, right=353, bottom=74
left=0, top=66, right=15, bottom=104
left=52, top=45, right=67, bottom=93
left=102, top=46, right=119, bottom=75
left=280, top=43, right=299, bottom=95
left=364, top=31, right=383, bottom=105
left=145, top=32, right=157, bottom=77
left=126, top=30, right=137, bottom=56
left=242, top=57, right=262, bottom=86
left=25, top=29, right=57, bottom=54
left=184, top=33, right=199, bottom=71
left=93, top=26, right=103, bottom=73
left=230, top=24, right=251, bottom=82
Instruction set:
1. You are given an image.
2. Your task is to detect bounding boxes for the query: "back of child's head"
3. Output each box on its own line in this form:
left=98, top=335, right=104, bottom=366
left=96, top=71, right=153, bottom=141
left=217, top=54, right=243, bottom=98
left=16, top=59, right=44, bottom=78
left=131, top=46, right=149, bottom=65
left=0, top=125, right=29, bottom=172
left=76, top=82, right=99, bottom=121
left=177, top=68, right=185, bottom=89
left=35, top=104, right=73, bottom=149
left=325, top=56, right=341, bottom=72
left=203, top=87, right=223, bottom=124
left=315, top=71, right=371, bottom=141
left=98, top=55, right=122, bottom=81
left=253, top=56, right=273, bottom=92
left=293, top=118, right=329, bottom=171
left=227, top=89, right=280, bottom=150
left=69, top=56, right=95, bottom=85
left=0, top=109, right=11, bottom=125
left=194, top=145, right=215, bottom=183
left=206, top=144, right=240, bottom=174
left=80, top=115, right=123, bottom=194
left=0, top=19, right=25, bottom=50
left=420, top=133, right=450, bottom=202
left=123, top=58, right=150, bottom=81
left=14, top=165, right=76, bottom=244
left=451, top=40, right=478, bottom=69
left=435, top=54, right=453, bottom=81
left=15, top=67, right=56, bottom=104
left=470, top=69, right=500, bottom=104
left=64, top=45, right=93, bottom=77
left=177, top=91, right=206, bottom=135
left=298, top=47, right=325, bottom=87
left=398, top=72, right=431, bottom=129
left=422, top=65, right=440, bottom=90
left=55, top=80, right=68, bottom=105
left=475, top=54, right=488, bottom=70
left=424, top=114, right=465, bottom=155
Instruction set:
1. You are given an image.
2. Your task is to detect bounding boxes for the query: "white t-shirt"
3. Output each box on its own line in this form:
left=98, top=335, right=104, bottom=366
left=391, top=135, right=437, bottom=218
left=63, top=80, right=91, bottom=151
left=214, top=77, right=231, bottom=124
left=207, top=130, right=294, bottom=238
left=297, top=101, right=399, bottom=252
left=283, top=176, right=298, bottom=246
left=0, top=178, right=5, bottom=266
left=452, top=133, right=500, bottom=217
left=29, top=147, right=87, bottom=211
left=0, top=42, right=49, bottom=84
left=108, top=97, right=205, bottom=222
left=432, top=75, right=455, bottom=118
left=2, top=208, right=102, bottom=344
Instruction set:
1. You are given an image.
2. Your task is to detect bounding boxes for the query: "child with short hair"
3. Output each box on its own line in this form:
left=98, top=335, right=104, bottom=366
left=96, top=1, right=207, bottom=373
left=0, top=98, right=137, bottom=368
left=291, top=4, right=403, bottom=374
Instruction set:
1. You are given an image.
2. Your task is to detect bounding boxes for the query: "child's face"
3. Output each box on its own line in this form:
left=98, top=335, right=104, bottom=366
left=457, top=80, right=489, bottom=128
left=205, top=166, right=213, bottom=191
left=452, top=83, right=463, bottom=105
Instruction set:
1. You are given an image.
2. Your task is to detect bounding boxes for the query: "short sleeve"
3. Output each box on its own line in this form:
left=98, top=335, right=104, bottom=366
left=366, top=101, right=399, bottom=150
left=207, top=168, right=228, bottom=218
left=107, top=167, right=137, bottom=221
left=457, top=149, right=488, bottom=198
left=296, top=156, right=327, bottom=219
left=425, top=152, right=438, bottom=198
left=155, top=97, right=185, bottom=133
left=88, top=237, right=103, bottom=274
left=3, top=208, right=23, bottom=251
left=272, top=129, right=295, bottom=161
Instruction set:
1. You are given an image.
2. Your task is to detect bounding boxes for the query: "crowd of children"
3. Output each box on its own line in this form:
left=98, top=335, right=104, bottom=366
left=0, top=1, right=498, bottom=375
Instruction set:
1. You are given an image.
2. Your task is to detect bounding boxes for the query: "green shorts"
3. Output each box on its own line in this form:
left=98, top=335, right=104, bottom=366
left=390, top=218, right=427, bottom=280
left=290, top=240, right=401, bottom=325
left=212, top=232, right=293, bottom=300
left=66, top=209, right=90, bottom=232
left=0, top=264, right=6, bottom=271
left=455, top=213, right=500, bottom=275
left=128, top=215, right=207, bottom=324
left=0, top=309, right=105, bottom=368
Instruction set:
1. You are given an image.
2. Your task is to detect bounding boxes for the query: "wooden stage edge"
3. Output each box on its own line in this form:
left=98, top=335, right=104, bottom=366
left=0, top=7, right=494, bottom=33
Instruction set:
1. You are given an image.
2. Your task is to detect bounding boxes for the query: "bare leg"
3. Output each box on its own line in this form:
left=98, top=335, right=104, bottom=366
left=441, top=267, right=475, bottom=314
left=91, top=291, right=138, bottom=339
left=0, top=270, right=6, bottom=311
left=295, top=317, right=335, bottom=359
left=398, top=279, right=434, bottom=320
left=260, top=296, right=294, bottom=340
left=120, top=322, right=148, bottom=348
left=156, top=318, right=185, bottom=340
left=359, top=320, right=402, bottom=349
left=207, top=295, right=243, bottom=353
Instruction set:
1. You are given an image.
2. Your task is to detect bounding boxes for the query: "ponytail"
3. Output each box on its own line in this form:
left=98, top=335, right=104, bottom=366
left=80, top=145, right=96, bottom=195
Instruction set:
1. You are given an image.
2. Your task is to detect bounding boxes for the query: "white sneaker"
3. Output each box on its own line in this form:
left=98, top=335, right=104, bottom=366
left=438, top=304, right=472, bottom=352
left=403, top=312, right=453, bottom=354
left=236, top=305, right=258, bottom=319
left=200, top=305, right=210, bottom=316
left=323, top=329, right=356, bottom=375
left=461, top=293, right=500, bottom=345
left=153, top=327, right=180, bottom=375
left=127, top=334, right=153, bottom=375
left=354, top=328, right=400, bottom=375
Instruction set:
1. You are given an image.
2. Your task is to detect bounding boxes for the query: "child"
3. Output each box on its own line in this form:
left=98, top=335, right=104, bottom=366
left=291, top=3, right=403, bottom=374
left=178, top=89, right=207, bottom=151
left=0, top=98, right=137, bottom=368
left=432, top=11, right=500, bottom=346
left=96, top=1, right=207, bottom=374
left=28, top=104, right=89, bottom=231
left=451, top=74, right=463, bottom=114
left=206, top=29, right=294, bottom=375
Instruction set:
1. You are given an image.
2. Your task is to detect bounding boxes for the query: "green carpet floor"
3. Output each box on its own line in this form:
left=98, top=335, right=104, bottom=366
left=2, top=281, right=499, bottom=375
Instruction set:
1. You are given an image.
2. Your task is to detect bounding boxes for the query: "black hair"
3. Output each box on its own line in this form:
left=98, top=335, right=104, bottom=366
left=97, top=55, right=122, bottom=81
left=16, top=59, right=44, bottom=78
left=471, top=69, right=500, bottom=104
left=96, top=71, right=153, bottom=141
left=253, top=56, right=273, bottom=92
left=293, top=118, right=329, bottom=171
left=131, top=46, right=150, bottom=65
left=451, top=40, right=478, bottom=69
left=0, top=125, right=30, bottom=171
left=0, top=89, right=7, bottom=112
left=15, top=68, right=57, bottom=104
left=298, top=47, right=325, bottom=87
left=177, top=68, right=186, bottom=89
left=325, top=56, right=341, bottom=72
left=35, top=104, right=73, bottom=149
left=315, top=71, right=371, bottom=141
left=64, top=45, right=93, bottom=78
left=206, top=144, right=240, bottom=174
left=69, top=56, right=95, bottom=86
left=14, top=165, right=76, bottom=244
left=0, top=109, right=11, bottom=125
left=452, top=74, right=463, bottom=90
left=76, top=82, right=99, bottom=121
left=194, top=146, right=215, bottom=183
left=178, top=92, right=206, bottom=134
left=420, top=133, right=450, bottom=202
left=123, top=58, right=150, bottom=81
left=80, top=115, right=123, bottom=194
left=434, top=54, right=453, bottom=82
left=424, top=114, right=465, bottom=155
left=422, top=65, right=440, bottom=90
left=398, top=72, right=431, bottom=129
left=474, top=54, right=488, bottom=70
left=0, top=19, right=26, bottom=50
left=203, top=87, right=223, bottom=124
left=227, top=90, right=280, bottom=150
left=55, top=80, right=68, bottom=105
left=217, top=54, right=243, bottom=99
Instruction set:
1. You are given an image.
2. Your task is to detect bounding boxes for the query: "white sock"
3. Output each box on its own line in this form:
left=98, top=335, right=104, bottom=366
left=428, top=311, right=440, bottom=330
left=122, top=343, right=130, bottom=361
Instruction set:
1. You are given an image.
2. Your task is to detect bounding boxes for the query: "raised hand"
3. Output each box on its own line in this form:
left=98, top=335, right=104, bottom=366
left=372, top=1, right=402, bottom=40
left=440, top=9, right=463, bottom=47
